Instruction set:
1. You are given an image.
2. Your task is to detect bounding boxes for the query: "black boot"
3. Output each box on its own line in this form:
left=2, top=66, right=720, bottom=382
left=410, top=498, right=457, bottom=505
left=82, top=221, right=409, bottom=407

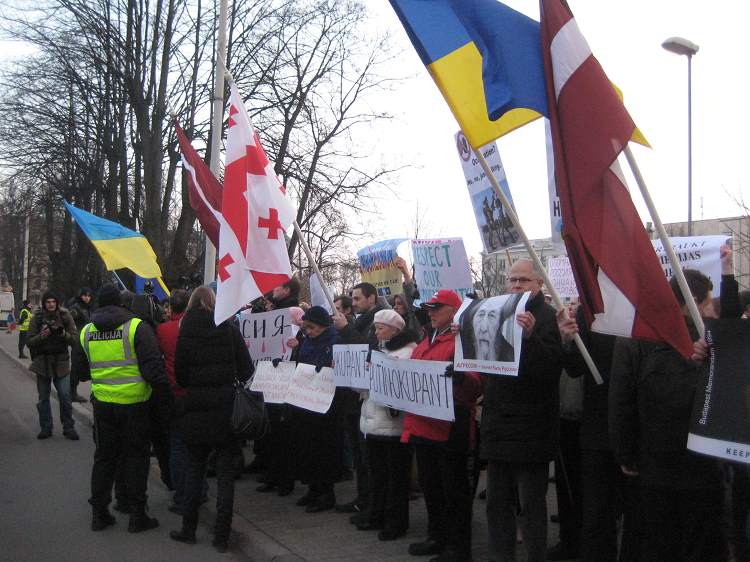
left=91, top=509, right=116, bottom=531
left=128, top=512, right=159, bottom=533
left=170, top=529, right=196, bottom=545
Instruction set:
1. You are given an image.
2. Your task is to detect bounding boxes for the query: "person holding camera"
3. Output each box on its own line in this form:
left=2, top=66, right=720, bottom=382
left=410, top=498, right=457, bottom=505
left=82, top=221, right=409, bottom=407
left=26, top=290, right=79, bottom=440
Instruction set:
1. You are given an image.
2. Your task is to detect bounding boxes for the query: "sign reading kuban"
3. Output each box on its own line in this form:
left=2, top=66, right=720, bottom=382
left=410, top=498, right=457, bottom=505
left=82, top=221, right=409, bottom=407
left=687, top=319, right=750, bottom=464
left=332, top=344, right=370, bottom=390
left=368, top=351, right=454, bottom=422
left=238, top=308, right=298, bottom=365
left=249, top=360, right=295, bottom=404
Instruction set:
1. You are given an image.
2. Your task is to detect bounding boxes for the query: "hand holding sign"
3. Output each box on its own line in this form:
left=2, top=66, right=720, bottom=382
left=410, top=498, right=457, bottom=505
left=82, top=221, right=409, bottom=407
left=516, top=311, right=535, bottom=339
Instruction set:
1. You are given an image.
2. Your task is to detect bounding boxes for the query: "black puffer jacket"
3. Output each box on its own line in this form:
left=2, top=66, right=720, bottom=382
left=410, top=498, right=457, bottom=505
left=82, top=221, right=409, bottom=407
left=480, top=290, right=564, bottom=463
left=174, top=308, right=253, bottom=445
left=337, top=301, right=389, bottom=349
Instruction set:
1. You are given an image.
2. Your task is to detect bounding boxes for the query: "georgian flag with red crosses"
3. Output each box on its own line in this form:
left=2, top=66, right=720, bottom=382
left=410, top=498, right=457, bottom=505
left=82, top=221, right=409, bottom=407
left=215, top=83, right=295, bottom=324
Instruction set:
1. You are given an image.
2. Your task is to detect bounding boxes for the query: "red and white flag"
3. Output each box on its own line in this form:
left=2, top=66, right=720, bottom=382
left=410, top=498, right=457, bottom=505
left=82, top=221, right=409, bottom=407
left=175, top=120, right=222, bottom=247
left=214, top=83, right=295, bottom=324
left=540, top=0, right=693, bottom=358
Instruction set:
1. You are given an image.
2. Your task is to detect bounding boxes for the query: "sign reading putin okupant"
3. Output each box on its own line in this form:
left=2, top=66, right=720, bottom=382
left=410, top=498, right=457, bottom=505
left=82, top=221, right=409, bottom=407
left=411, top=238, right=473, bottom=300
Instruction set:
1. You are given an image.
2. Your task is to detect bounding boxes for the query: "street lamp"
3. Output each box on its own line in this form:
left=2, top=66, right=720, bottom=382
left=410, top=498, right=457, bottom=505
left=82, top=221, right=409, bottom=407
left=662, top=36, right=699, bottom=236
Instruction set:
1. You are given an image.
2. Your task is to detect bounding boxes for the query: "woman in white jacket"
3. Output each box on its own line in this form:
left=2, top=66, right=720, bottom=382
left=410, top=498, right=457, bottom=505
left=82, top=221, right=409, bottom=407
left=357, top=309, right=419, bottom=541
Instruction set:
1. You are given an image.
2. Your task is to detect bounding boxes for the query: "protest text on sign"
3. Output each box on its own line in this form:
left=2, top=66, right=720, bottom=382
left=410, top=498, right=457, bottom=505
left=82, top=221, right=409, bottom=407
left=285, top=363, right=336, bottom=414
left=249, top=360, right=295, bottom=404
left=411, top=238, right=473, bottom=300
left=332, top=344, right=370, bottom=390
left=239, top=308, right=297, bottom=365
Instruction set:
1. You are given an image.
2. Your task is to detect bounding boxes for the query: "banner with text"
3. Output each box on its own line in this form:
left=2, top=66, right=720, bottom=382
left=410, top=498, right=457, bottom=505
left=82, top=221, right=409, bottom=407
left=239, top=308, right=297, bottom=365
left=652, top=235, right=728, bottom=291
left=454, top=293, right=529, bottom=375
left=357, top=239, right=410, bottom=296
left=545, top=121, right=564, bottom=247
left=368, top=351, right=454, bottom=421
left=547, top=256, right=578, bottom=299
left=332, top=344, right=370, bottom=390
left=456, top=131, right=519, bottom=254
left=687, top=319, right=750, bottom=464
left=411, top=238, right=473, bottom=300
left=285, top=363, right=336, bottom=414
left=250, top=360, right=295, bottom=404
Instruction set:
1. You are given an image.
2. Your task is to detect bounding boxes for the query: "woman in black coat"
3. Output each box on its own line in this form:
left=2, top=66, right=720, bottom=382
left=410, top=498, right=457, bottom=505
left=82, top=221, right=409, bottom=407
left=287, top=306, right=342, bottom=513
left=169, top=286, right=253, bottom=552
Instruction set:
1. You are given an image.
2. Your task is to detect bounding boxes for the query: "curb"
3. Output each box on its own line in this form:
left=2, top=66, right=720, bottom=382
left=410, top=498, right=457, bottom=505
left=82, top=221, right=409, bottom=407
left=0, top=337, right=299, bottom=561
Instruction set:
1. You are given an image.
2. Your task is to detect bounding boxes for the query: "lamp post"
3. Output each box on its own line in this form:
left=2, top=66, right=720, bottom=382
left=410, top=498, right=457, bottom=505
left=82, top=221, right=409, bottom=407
left=662, top=36, right=699, bottom=236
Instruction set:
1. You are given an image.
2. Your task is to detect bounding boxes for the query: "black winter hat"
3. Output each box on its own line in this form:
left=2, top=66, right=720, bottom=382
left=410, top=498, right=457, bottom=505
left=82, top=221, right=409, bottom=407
left=41, top=290, right=59, bottom=305
left=79, top=287, right=93, bottom=297
left=98, top=284, right=121, bottom=307
left=302, top=306, right=332, bottom=327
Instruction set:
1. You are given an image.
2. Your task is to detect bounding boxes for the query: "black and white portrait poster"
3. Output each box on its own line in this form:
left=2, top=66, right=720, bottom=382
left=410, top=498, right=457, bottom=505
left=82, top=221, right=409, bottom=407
left=453, top=293, right=529, bottom=376
left=687, top=319, right=750, bottom=464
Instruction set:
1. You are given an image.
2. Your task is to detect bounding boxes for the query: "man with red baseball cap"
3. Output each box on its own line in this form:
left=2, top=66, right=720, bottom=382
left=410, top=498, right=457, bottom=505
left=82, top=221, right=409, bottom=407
left=402, top=289, right=482, bottom=562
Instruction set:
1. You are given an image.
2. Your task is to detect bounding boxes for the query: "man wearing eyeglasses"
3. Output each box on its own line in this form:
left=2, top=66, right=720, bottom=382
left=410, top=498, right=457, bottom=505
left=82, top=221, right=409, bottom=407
left=481, top=259, right=568, bottom=562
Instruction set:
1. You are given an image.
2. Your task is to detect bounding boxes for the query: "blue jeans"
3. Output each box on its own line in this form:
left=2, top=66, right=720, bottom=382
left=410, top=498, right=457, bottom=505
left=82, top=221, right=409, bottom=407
left=36, top=374, right=74, bottom=432
left=170, top=428, right=208, bottom=509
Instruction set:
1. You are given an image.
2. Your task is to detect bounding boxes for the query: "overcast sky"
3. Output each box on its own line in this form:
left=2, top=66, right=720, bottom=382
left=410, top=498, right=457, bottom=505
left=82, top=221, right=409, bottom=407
left=364, top=0, right=750, bottom=258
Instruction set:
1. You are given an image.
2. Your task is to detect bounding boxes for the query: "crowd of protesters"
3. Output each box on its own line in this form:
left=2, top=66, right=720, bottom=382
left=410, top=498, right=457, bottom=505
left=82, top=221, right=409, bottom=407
left=14, top=243, right=750, bottom=560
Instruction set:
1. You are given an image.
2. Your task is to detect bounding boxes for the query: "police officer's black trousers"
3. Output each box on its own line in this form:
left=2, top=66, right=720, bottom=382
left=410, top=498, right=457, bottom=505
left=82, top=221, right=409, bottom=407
left=90, top=399, right=151, bottom=514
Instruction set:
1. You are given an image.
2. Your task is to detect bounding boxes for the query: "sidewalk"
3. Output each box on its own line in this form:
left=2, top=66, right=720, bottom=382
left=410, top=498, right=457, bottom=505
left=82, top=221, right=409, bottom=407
left=0, top=331, right=564, bottom=561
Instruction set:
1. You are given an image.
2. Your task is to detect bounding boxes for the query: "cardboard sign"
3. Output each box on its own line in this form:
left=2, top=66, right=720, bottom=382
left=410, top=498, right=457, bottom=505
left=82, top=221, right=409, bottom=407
left=368, top=351, right=454, bottom=422
left=651, top=235, right=728, bottom=292
left=456, top=131, right=520, bottom=254
left=285, top=363, right=336, bottom=414
left=238, top=308, right=297, bottom=365
left=249, top=360, right=295, bottom=404
left=357, top=239, right=410, bottom=296
left=687, top=319, right=750, bottom=464
left=332, top=344, right=370, bottom=390
left=454, top=293, right=529, bottom=376
left=411, top=238, right=473, bottom=300
left=547, top=256, right=578, bottom=299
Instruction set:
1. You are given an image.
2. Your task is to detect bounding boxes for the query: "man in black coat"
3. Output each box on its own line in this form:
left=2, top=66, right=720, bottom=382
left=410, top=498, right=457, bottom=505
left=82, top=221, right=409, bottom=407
left=482, top=259, right=566, bottom=562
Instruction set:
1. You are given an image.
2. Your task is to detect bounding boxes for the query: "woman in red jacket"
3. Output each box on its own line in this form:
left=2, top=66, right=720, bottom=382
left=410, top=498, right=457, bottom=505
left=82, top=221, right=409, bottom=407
left=401, top=290, right=483, bottom=562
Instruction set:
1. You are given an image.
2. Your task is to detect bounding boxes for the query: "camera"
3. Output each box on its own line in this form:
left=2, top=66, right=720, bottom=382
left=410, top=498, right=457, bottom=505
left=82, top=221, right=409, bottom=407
left=42, top=320, right=64, bottom=336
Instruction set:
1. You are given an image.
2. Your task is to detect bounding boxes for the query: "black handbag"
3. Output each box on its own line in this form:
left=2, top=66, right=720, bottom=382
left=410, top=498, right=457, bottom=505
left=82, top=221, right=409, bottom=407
left=230, top=380, right=269, bottom=440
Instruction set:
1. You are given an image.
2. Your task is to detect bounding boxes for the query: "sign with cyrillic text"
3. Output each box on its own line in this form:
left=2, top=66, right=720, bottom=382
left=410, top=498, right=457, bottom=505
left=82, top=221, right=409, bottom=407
left=411, top=238, right=473, bottom=300
left=285, top=363, right=336, bottom=414
left=454, top=293, right=529, bottom=376
left=249, top=360, right=295, bottom=404
left=687, top=319, right=750, bottom=464
left=547, top=256, right=578, bottom=299
left=332, top=344, right=370, bottom=390
left=238, top=309, right=297, bottom=365
left=368, top=351, right=454, bottom=422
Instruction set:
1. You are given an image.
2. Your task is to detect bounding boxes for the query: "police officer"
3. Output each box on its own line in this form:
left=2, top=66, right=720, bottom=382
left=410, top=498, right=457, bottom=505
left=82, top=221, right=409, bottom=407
left=75, top=284, right=171, bottom=533
left=17, top=299, right=32, bottom=358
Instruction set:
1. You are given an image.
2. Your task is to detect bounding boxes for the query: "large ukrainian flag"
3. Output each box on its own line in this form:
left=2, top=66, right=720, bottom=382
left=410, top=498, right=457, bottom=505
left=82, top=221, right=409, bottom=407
left=64, top=201, right=162, bottom=279
left=390, top=0, right=548, bottom=149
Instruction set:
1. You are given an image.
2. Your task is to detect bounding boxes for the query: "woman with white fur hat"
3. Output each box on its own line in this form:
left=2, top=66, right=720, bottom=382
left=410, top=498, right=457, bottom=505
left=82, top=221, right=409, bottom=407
left=357, top=308, right=419, bottom=541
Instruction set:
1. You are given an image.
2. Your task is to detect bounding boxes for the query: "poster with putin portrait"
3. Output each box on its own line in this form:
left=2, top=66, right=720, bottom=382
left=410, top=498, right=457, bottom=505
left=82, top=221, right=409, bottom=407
left=453, top=293, right=529, bottom=376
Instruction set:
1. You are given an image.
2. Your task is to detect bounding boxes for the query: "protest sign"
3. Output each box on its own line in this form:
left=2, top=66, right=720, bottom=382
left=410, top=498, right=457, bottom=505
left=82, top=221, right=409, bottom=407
left=368, top=351, right=454, bottom=422
left=651, top=235, right=728, bottom=291
left=411, top=238, right=473, bottom=300
left=454, top=293, right=529, bottom=375
left=357, top=239, right=410, bottom=296
left=455, top=131, right=519, bottom=254
left=249, top=360, right=295, bottom=404
left=545, top=121, right=564, bottom=247
left=238, top=308, right=297, bottom=365
left=687, top=319, right=750, bottom=464
left=310, top=273, right=334, bottom=314
left=285, top=363, right=336, bottom=414
left=332, top=344, right=370, bottom=390
left=547, top=256, right=578, bottom=299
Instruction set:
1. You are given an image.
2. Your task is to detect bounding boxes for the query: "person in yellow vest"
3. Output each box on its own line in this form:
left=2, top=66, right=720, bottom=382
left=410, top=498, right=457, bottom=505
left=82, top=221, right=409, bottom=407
left=74, top=284, right=172, bottom=533
left=17, top=299, right=32, bottom=358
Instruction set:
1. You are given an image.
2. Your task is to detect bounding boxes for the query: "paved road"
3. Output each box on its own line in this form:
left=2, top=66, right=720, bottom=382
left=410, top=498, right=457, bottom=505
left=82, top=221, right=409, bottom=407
left=0, top=349, right=249, bottom=562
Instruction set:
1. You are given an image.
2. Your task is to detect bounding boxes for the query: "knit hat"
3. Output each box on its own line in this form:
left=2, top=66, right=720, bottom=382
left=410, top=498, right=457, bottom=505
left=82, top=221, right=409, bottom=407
left=98, top=284, right=121, bottom=307
left=79, top=287, right=93, bottom=297
left=374, top=309, right=405, bottom=331
left=301, top=305, right=332, bottom=327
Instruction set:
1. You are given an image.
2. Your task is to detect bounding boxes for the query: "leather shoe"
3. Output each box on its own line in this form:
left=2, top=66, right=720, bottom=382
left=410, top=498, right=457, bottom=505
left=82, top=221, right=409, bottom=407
left=91, top=510, right=116, bottom=531
left=72, top=395, right=88, bottom=403
left=409, top=539, right=445, bottom=556
left=37, top=430, right=52, bottom=440
left=378, top=528, right=407, bottom=541
left=277, top=485, right=294, bottom=497
left=356, top=520, right=384, bottom=531
left=306, top=495, right=335, bottom=513
left=256, top=483, right=276, bottom=493
left=296, top=492, right=316, bottom=507
left=63, top=429, right=80, bottom=441
left=170, top=529, right=196, bottom=545
left=128, top=515, right=159, bottom=533
left=335, top=499, right=363, bottom=513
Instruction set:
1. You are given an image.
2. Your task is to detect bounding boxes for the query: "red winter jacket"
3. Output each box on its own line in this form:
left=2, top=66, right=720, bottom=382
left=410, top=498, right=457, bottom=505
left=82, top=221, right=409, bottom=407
left=156, top=311, right=186, bottom=397
left=401, top=329, right=483, bottom=445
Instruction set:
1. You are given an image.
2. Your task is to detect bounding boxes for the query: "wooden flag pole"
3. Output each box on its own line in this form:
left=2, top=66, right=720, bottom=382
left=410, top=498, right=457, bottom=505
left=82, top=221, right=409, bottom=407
left=623, top=145, right=705, bottom=336
left=472, top=143, right=604, bottom=385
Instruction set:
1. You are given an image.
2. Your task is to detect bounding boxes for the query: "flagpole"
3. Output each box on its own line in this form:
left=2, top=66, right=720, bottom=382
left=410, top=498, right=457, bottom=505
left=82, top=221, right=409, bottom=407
left=623, top=145, right=705, bottom=336
left=472, top=142, right=604, bottom=385
left=292, top=221, right=337, bottom=313
left=204, top=0, right=229, bottom=283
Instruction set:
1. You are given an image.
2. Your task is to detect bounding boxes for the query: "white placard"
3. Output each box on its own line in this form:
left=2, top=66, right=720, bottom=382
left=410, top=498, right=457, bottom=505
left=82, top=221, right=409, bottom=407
left=249, top=360, right=295, bottom=404
left=368, top=351, right=454, bottom=422
left=454, top=293, right=529, bottom=376
left=411, top=238, right=473, bottom=300
left=285, top=363, right=336, bottom=414
left=547, top=256, right=578, bottom=299
left=651, top=235, right=728, bottom=292
left=238, top=308, right=297, bottom=365
left=332, top=344, right=370, bottom=390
